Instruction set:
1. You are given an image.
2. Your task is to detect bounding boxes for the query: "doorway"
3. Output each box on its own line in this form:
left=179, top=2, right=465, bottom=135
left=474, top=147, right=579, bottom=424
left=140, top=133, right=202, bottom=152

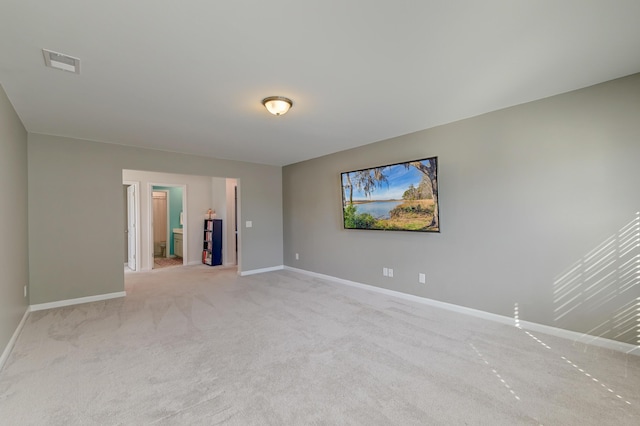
left=151, top=184, right=186, bottom=269
left=152, top=190, right=169, bottom=260
left=234, top=184, right=238, bottom=265
left=123, top=170, right=239, bottom=272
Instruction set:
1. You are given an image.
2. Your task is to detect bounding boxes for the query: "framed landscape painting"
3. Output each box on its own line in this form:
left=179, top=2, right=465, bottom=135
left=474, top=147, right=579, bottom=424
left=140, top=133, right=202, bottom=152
left=340, top=157, right=439, bottom=232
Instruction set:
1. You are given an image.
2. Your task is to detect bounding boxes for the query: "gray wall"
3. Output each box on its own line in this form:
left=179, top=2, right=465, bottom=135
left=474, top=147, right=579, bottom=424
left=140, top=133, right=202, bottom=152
left=0, top=85, right=29, bottom=354
left=28, top=134, right=283, bottom=304
left=283, top=73, right=640, bottom=344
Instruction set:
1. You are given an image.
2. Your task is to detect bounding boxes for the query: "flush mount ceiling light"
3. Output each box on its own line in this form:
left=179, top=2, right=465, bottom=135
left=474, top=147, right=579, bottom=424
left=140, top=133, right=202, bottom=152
left=262, top=96, right=293, bottom=116
left=42, top=49, right=80, bottom=74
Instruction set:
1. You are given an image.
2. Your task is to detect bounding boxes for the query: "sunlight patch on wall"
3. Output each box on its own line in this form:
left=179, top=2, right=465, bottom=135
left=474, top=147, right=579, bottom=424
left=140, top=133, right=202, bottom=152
left=552, top=212, right=640, bottom=344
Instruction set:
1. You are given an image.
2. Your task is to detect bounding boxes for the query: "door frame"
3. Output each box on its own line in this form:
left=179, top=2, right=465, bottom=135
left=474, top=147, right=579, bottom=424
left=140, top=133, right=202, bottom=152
left=123, top=180, right=141, bottom=272
left=151, top=189, right=170, bottom=260
left=147, top=182, right=188, bottom=269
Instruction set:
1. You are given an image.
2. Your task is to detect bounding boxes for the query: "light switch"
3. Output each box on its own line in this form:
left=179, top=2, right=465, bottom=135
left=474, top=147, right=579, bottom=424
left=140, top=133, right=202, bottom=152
left=246, top=221, right=252, bottom=228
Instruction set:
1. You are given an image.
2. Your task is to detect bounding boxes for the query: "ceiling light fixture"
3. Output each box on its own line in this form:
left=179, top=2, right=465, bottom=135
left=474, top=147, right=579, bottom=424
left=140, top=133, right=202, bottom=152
left=262, top=96, right=293, bottom=116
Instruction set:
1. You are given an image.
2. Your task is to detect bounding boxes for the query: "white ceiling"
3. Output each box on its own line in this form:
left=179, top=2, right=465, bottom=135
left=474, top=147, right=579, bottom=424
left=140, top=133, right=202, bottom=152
left=1, top=1, right=639, bottom=166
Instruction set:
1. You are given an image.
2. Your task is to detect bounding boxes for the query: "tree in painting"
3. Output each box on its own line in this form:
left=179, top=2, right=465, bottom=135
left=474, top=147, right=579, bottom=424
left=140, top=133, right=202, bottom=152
left=406, top=160, right=438, bottom=229
left=343, top=168, right=388, bottom=205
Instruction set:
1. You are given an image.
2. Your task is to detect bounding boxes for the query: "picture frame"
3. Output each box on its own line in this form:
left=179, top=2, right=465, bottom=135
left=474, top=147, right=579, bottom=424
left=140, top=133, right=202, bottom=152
left=340, top=156, right=439, bottom=232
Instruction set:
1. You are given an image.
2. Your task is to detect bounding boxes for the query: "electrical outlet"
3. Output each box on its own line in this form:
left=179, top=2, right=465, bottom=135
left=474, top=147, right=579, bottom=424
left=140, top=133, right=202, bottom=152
left=383, top=267, right=388, bottom=277
left=388, top=268, right=394, bottom=278
left=419, top=273, right=426, bottom=284
left=246, top=220, right=252, bottom=228
left=295, top=253, right=299, bottom=260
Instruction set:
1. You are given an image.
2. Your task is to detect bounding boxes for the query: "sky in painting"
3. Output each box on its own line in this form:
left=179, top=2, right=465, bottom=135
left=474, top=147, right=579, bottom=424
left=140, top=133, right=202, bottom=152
left=342, top=159, right=432, bottom=201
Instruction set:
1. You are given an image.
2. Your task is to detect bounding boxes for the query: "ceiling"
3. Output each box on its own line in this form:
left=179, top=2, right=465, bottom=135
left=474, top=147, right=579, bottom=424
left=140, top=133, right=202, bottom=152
left=1, top=1, right=639, bottom=166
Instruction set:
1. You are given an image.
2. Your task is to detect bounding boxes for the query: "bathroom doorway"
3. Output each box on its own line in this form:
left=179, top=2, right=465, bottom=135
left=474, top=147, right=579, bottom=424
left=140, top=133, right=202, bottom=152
left=151, top=185, right=185, bottom=269
left=152, top=190, right=169, bottom=262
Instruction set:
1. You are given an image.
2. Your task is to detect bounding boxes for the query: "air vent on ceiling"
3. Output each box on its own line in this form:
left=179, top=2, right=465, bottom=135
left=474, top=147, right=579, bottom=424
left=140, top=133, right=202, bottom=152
left=42, top=49, right=80, bottom=74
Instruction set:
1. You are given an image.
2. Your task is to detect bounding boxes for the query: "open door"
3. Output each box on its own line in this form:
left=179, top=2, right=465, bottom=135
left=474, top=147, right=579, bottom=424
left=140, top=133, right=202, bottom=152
left=127, top=185, right=137, bottom=271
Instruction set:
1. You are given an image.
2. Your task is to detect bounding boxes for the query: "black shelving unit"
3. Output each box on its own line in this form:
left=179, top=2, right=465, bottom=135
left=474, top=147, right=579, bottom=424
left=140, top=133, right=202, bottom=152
left=202, top=219, right=222, bottom=266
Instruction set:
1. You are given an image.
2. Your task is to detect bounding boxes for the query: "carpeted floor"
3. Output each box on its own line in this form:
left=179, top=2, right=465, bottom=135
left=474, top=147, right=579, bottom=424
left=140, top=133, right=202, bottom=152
left=1, top=266, right=639, bottom=425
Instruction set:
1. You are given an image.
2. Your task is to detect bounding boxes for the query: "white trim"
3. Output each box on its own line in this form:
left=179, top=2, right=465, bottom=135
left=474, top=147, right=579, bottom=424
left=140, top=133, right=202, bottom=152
left=284, top=266, right=640, bottom=356
left=123, top=180, right=141, bottom=272
left=236, top=181, right=243, bottom=272
left=240, top=265, right=284, bottom=276
left=518, top=319, right=640, bottom=355
left=0, top=308, right=30, bottom=372
left=29, top=291, right=126, bottom=312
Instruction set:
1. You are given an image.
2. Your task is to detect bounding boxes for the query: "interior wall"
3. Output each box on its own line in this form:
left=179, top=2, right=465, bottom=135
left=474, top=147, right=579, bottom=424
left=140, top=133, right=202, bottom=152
left=283, top=73, right=640, bottom=344
left=28, top=134, right=283, bottom=304
left=0, top=85, right=29, bottom=356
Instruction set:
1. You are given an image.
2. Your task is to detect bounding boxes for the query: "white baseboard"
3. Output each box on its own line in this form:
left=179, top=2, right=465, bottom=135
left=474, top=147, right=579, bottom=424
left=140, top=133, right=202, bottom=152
left=187, top=260, right=201, bottom=266
left=30, top=291, right=127, bottom=312
left=0, top=308, right=30, bottom=372
left=240, top=265, right=284, bottom=276
left=283, top=266, right=640, bottom=356
left=517, top=319, right=640, bottom=355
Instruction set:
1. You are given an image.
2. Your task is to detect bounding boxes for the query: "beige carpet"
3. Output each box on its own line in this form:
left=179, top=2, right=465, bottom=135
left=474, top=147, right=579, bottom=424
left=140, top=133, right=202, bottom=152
left=1, top=266, right=639, bottom=425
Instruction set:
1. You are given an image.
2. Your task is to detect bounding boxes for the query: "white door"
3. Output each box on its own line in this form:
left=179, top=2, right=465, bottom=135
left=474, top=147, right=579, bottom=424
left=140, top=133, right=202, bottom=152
left=127, top=185, right=137, bottom=270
